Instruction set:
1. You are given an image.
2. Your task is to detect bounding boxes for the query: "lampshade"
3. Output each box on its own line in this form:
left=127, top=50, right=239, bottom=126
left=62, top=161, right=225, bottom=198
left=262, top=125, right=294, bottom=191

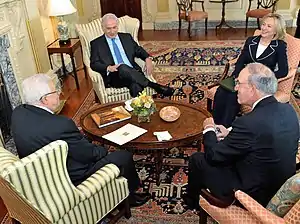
left=48, top=0, right=77, bottom=16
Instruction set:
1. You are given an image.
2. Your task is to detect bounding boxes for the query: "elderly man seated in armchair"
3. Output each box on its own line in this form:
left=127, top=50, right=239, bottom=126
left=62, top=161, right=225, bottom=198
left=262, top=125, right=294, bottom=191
left=185, top=63, right=299, bottom=210
left=11, top=73, right=151, bottom=207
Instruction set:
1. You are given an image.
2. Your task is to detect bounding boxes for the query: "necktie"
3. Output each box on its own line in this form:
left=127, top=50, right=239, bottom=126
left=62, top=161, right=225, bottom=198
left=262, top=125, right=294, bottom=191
left=112, top=38, right=124, bottom=64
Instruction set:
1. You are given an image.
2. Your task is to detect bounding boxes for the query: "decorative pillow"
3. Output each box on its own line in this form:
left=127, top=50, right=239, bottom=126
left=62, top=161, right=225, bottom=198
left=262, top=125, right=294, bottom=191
left=266, top=173, right=300, bottom=217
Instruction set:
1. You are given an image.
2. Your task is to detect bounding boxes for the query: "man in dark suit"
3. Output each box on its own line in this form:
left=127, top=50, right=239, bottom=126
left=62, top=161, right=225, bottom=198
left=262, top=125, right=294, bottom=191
left=186, top=63, right=299, bottom=209
left=11, top=74, right=150, bottom=207
left=90, top=13, right=174, bottom=97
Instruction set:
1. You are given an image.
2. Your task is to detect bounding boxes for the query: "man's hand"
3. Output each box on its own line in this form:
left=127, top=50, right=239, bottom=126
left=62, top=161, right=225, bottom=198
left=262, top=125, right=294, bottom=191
left=215, top=125, right=230, bottom=141
left=203, top=117, right=215, bottom=130
left=107, top=64, right=120, bottom=72
left=145, top=57, right=153, bottom=75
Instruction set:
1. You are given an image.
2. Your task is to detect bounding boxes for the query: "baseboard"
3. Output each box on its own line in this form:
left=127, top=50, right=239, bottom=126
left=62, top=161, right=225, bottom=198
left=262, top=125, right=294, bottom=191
left=154, top=19, right=294, bottom=30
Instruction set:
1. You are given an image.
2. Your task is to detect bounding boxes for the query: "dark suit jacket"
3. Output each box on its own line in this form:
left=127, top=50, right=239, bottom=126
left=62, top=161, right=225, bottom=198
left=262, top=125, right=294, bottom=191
left=203, top=96, right=299, bottom=206
left=11, top=105, right=108, bottom=185
left=90, top=32, right=150, bottom=86
left=232, top=35, right=288, bottom=78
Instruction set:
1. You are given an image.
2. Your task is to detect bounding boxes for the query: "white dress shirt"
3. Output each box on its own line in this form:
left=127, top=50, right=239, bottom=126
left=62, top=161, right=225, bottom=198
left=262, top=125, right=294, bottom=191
left=33, top=105, right=54, bottom=114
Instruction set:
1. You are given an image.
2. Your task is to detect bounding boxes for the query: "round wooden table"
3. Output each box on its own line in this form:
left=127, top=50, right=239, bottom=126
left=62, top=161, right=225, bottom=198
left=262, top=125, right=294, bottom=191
left=80, top=99, right=211, bottom=185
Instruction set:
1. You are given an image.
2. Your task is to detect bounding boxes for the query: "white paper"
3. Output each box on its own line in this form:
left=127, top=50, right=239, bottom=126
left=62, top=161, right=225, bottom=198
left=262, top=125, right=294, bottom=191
left=124, top=99, right=134, bottom=112
left=153, top=131, right=172, bottom=141
left=102, top=123, right=147, bottom=145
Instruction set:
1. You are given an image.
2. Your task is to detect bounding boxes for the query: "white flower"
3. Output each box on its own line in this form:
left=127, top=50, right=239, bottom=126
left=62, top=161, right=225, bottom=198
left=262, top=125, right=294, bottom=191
left=144, top=102, right=151, bottom=109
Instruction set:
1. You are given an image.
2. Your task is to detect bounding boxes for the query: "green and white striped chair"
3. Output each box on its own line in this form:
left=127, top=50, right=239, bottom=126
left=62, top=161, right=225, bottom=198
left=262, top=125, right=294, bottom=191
left=0, top=140, right=130, bottom=224
left=75, top=15, right=156, bottom=104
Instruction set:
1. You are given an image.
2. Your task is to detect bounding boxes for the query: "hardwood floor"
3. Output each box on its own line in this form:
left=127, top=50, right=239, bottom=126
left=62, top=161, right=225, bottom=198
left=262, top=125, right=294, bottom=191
left=60, top=27, right=296, bottom=118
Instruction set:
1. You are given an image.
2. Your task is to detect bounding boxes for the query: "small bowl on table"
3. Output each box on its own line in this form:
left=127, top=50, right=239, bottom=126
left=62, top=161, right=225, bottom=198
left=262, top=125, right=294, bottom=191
left=159, top=106, right=181, bottom=122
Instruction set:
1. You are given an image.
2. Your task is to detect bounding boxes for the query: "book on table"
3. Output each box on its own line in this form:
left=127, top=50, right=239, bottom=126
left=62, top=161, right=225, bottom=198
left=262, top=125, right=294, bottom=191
left=102, top=123, right=147, bottom=145
left=91, top=106, right=131, bottom=128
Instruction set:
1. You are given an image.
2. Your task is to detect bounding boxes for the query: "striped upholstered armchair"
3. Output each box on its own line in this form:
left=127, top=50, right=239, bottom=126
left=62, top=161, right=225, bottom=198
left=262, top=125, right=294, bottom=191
left=75, top=15, right=156, bottom=104
left=0, top=140, right=130, bottom=224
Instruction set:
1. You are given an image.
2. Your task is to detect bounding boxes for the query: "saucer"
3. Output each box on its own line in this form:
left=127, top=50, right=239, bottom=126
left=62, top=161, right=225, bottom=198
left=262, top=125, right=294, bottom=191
left=159, top=106, right=181, bottom=122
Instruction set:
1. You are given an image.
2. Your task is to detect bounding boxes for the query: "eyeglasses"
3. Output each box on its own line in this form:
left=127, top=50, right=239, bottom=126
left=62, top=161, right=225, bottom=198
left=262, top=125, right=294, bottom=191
left=234, top=79, right=249, bottom=86
left=39, top=90, right=60, bottom=101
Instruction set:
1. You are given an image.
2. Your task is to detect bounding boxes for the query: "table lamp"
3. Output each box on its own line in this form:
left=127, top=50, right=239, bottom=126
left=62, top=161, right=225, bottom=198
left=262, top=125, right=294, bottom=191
left=48, top=0, right=77, bottom=45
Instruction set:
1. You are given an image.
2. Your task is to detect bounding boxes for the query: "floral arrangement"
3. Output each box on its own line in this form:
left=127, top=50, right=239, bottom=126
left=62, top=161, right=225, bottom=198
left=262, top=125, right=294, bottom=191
left=130, top=91, right=156, bottom=119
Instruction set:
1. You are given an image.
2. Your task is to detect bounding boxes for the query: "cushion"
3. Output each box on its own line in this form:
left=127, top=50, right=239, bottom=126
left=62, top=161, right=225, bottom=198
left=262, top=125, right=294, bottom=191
left=266, top=173, right=300, bottom=217
left=246, top=9, right=272, bottom=18
left=180, top=11, right=208, bottom=21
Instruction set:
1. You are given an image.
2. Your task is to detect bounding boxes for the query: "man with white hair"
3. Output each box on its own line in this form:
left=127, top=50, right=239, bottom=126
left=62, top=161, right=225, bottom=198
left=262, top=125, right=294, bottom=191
left=11, top=74, right=150, bottom=207
left=90, top=13, right=174, bottom=97
left=185, top=63, right=299, bottom=209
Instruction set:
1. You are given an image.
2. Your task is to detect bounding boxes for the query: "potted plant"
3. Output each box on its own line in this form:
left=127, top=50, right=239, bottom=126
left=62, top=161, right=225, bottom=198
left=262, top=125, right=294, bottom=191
left=130, top=91, right=156, bottom=123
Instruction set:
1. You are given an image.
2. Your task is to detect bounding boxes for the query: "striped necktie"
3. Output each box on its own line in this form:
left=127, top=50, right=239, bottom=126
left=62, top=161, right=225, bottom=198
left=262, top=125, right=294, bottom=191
left=112, top=38, right=124, bottom=64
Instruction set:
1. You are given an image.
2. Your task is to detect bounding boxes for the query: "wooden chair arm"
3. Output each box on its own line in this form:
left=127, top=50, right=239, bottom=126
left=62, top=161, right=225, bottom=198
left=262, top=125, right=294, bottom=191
left=207, top=62, right=231, bottom=89
left=200, top=189, right=235, bottom=208
left=277, top=69, right=295, bottom=83
left=229, top=57, right=238, bottom=66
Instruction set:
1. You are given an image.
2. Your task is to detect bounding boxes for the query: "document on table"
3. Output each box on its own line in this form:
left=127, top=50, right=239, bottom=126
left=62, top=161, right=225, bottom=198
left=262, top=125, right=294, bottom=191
left=102, top=123, right=147, bottom=145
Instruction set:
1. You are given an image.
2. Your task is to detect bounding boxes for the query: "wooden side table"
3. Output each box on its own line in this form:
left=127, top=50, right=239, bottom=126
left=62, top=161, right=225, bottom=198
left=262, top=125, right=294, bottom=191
left=47, top=38, right=87, bottom=89
left=209, top=0, right=238, bottom=32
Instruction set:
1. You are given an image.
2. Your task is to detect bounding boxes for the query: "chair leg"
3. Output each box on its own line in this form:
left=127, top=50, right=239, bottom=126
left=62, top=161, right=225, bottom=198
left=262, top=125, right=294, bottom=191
left=245, top=17, right=249, bottom=35
left=257, top=18, right=260, bottom=29
left=188, top=21, right=191, bottom=37
left=178, top=18, right=182, bottom=34
left=207, top=98, right=213, bottom=113
left=124, top=197, right=131, bottom=219
left=205, top=18, right=208, bottom=35
left=199, top=207, right=208, bottom=224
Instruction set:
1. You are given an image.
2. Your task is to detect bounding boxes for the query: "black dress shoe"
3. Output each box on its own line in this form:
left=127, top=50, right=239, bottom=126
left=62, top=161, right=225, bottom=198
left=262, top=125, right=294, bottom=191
left=148, top=82, right=175, bottom=96
left=133, top=192, right=151, bottom=198
left=129, top=193, right=151, bottom=207
left=182, top=194, right=200, bottom=210
left=162, top=86, right=175, bottom=96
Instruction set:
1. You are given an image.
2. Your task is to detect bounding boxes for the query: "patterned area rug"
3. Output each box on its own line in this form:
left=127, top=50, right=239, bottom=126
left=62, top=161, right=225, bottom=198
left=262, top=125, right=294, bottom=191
left=72, top=41, right=300, bottom=224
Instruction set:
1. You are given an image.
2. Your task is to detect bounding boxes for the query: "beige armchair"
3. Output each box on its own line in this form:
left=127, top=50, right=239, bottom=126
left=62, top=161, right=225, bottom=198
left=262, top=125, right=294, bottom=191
left=199, top=173, right=300, bottom=224
left=0, top=140, right=130, bottom=224
left=75, top=15, right=156, bottom=104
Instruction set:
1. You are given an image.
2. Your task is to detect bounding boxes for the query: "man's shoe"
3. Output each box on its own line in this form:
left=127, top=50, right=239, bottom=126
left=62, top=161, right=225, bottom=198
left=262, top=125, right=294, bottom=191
left=162, top=86, right=175, bottom=96
left=182, top=194, right=200, bottom=210
left=149, top=82, right=175, bottom=96
left=129, top=193, right=151, bottom=207
left=134, top=192, right=151, bottom=198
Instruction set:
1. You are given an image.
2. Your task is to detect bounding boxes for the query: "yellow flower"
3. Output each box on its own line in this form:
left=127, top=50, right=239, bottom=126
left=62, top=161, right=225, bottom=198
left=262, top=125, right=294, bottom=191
left=132, top=98, right=141, bottom=107
left=140, top=95, right=147, bottom=104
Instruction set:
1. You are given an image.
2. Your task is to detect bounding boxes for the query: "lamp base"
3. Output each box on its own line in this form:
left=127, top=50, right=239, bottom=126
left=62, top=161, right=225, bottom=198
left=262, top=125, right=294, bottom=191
left=59, top=39, right=71, bottom=46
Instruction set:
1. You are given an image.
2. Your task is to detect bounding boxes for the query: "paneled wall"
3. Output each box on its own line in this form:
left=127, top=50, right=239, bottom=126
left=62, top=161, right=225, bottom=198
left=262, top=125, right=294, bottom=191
left=78, top=0, right=297, bottom=29
left=19, top=0, right=299, bottom=81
